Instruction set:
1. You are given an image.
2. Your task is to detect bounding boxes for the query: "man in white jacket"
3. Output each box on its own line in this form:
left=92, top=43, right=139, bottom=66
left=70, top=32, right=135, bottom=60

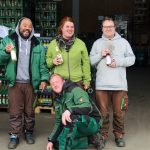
left=90, top=17, right=135, bottom=148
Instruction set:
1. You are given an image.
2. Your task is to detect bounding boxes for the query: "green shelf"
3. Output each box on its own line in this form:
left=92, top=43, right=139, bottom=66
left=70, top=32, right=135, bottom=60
left=35, top=0, right=57, bottom=37
left=0, top=0, right=23, bottom=27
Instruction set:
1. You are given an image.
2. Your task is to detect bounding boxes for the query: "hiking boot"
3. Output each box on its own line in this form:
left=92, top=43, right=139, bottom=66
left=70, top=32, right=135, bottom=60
left=98, top=134, right=106, bottom=150
left=89, top=133, right=106, bottom=150
left=8, top=135, right=19, bottom=149
left=115, top=137, right=125, bottom=147
left=25, top=132, right=35, bottom=144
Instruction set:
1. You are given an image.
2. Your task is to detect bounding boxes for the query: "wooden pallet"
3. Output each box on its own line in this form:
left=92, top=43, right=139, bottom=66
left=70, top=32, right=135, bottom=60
left=35, top=106, right=55, bottom=115
left=0, top=106, right=8, bottom=112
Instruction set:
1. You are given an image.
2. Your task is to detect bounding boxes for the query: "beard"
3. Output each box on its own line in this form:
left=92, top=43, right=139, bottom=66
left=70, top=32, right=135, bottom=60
left=19, top=29, right=31, bottom=39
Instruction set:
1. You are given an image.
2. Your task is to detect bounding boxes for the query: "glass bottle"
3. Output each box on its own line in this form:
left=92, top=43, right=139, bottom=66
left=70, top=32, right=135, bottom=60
left=10, top=44, right=17, bottom=61
left=106, top=54, right=111, bottom=65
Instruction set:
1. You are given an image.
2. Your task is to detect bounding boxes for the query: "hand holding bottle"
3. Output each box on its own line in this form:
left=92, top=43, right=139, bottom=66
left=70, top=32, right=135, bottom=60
left=101, top=48, right=110, bottom=57
left=5, top=43, right=17, bottom=61
left=56, top=54, right=63, bottom=64
left=5, top=43, right=13, bottom=53
left=106, top=54, right=111, bottom=65
left=53, top=54, right=63, bottom=66
left=102, top=48, right=112, bottom=65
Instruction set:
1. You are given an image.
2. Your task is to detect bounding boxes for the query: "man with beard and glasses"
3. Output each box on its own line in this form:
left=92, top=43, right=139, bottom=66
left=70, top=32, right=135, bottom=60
left=0, top=17, right=50, bottom=149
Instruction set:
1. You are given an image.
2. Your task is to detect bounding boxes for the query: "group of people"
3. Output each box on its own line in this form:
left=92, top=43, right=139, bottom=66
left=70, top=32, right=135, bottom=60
left=0, top=16, right=135, bottom=150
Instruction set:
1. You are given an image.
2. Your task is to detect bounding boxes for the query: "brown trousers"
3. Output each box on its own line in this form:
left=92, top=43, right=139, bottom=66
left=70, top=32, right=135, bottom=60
left=96, top=90, right=128, bottom=139
left=8, top=83, right=35, bottom=136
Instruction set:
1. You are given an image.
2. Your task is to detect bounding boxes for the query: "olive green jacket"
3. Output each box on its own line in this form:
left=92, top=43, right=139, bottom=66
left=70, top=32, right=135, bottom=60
left=46, top=38, right=91, bottom=86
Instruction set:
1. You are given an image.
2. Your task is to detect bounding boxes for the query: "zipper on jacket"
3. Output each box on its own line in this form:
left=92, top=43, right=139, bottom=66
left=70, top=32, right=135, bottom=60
left=67, top=52, right=70, bottom=80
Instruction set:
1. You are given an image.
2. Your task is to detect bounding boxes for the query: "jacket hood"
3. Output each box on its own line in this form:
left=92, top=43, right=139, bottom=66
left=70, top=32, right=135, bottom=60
left=15, top=17, right=34, bottom=40
left=102, top=32, right=121, bottom=41
left=62, top=80, right=77, bottom=92
left=51, top=80, right=78, bottom=101
left=15, top=17, right=34, bottom=55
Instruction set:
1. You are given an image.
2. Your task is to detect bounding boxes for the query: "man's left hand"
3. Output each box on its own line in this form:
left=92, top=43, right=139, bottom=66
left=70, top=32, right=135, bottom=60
left=108, top=59, right=116, bottom=68
left=84, top=84, right=89, bottom=90
left=62, top=110, right=72, bottom=125
left=39, top=82, right=47, bottom=91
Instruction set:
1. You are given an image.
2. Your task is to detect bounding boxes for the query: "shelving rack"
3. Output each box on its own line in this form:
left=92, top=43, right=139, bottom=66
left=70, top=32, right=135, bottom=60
left=133, top=0, right=149, bottom=45
left=35, top=0, right=57, bottom=37
left=133, top=0, right=150, bottom=66
left=0, top=0, right=23, bottom=29
left=114, top=15, right=128, bottom=39
left=133, top=0, right=149, bottom=25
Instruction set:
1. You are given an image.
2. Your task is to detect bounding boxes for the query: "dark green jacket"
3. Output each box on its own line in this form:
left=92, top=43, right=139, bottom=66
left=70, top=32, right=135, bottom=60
left=48, top=80, right=101, bottom=142
left=0, top=32, right=50, bottom=90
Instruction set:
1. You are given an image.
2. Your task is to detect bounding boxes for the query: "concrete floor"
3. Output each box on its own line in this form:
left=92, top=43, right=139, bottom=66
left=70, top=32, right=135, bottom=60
left=0, top=66, right=150, bottom=150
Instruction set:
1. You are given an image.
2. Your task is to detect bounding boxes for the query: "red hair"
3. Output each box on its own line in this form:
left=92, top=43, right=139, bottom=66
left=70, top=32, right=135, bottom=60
left=57, top=16, right=74, bottom=35
left=49, top=74, right=64, bottom=82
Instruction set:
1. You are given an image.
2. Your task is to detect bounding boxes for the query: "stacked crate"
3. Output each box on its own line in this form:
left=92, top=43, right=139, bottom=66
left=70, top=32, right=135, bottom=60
left=36, top=88, right=52, bottom=107
left=0, top=65, right=8, bottom=107
left=35, top=88, right=55, bottom=114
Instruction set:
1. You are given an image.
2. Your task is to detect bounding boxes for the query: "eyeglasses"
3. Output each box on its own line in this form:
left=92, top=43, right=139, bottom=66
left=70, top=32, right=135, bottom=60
left=102, top=26, right=115, bottom=29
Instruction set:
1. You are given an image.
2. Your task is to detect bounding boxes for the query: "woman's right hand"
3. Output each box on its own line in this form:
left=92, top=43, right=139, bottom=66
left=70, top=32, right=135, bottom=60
left=46, top=142, right=53, bottom=150
left=53, top=57, right=60, bottom=66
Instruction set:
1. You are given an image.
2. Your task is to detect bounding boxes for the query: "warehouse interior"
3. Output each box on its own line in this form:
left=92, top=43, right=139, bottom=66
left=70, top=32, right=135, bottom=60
left=0, top=0, right=150, bottom=150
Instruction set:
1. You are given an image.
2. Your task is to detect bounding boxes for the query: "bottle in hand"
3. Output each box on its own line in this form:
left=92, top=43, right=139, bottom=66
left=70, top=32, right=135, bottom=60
left=56, top=54, right=63, bottom=64
left=106, top=54, right=111, bottom=65
left=10, top=43, right=17, bottom=61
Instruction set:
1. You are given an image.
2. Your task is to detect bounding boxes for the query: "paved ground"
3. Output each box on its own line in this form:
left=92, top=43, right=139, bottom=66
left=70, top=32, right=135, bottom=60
left=0, top=66, right=150, bottom=150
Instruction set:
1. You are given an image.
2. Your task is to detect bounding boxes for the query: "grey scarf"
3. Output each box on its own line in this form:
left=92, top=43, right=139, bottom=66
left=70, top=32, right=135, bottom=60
left=56, top=35, right=75, bottom=52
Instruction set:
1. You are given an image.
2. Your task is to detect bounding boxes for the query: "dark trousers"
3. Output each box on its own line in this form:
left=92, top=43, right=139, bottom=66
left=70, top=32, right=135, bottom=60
left=96, top=90, right=128, bottom=139
left=54, top=115, right=100, bottom=150
left=8, top=83, right=35, bottom=136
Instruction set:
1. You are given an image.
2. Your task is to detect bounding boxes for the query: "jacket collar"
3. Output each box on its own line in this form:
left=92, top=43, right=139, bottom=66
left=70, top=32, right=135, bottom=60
left=9, top=32, right=40, bottom=47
